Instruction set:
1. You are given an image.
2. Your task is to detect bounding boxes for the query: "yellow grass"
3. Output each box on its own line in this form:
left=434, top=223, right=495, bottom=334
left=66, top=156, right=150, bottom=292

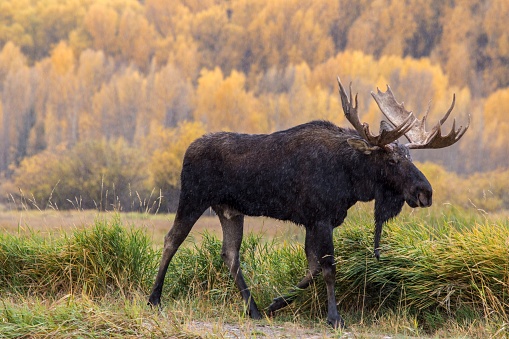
left=0, top=209, right=305, bottom=244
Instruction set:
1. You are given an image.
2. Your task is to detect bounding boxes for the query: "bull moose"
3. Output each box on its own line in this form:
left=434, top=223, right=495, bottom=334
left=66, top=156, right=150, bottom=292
left=148, top=77, right=469, bottom=329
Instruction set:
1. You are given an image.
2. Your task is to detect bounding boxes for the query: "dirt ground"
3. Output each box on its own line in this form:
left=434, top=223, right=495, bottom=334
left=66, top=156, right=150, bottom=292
left=184, top=320, right=359, bottom=338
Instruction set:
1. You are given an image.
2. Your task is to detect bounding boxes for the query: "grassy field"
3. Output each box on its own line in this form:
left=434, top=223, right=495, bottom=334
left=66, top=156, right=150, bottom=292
left=0, top=207, right=305, bottom=243
left=1, top=204, right=508, bottom=338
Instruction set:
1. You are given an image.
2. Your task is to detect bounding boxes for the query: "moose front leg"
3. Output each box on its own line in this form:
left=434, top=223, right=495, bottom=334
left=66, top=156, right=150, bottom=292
left=315, top=223, right=344, bottom=329
left=268, top=222, right=344, bottom=329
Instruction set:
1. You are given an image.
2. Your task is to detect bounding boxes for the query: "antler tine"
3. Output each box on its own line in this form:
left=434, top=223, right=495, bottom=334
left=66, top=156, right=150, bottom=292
left=371, top=85, right=425, bottom=144
left=337, top=77, right=369, bottom=140
left=376, top=113, right=416, bottom=145
left=439, top=93, right=455, bottom=126
left=337, top=77, right=361, bottom=132
left=337, top=77, right=411, bottom=147
left=371, top=86, right=469, bottom=150
left=421, top=99, right=432, bottom=130
left=406, top=95, right=470, bottom=149
left=409, top=113, right=470, bottom=149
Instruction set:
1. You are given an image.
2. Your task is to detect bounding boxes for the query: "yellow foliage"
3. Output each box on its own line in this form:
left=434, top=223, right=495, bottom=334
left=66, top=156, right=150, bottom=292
left=166, top=34, right=200, bottom=81
left=84, top=3, right=119, bottom=54
left=346, top=0, right=419, bottom=58
left=10, top=149, right=63, bottom=205
left=0, top=42, right=27, bottom=82
left=247, top=0, right=334, bottom=70
left=149, top=121, right=206, bottom=189
left=50, top=41, right=75, bottom=75
left=418, top=162, right=509, bottom=212
left=117, top=8, right=156, bottom=69
left=145, top=62, right=194, bottom=129
left=483, top=88, right=509, bottom=165
left=194, top=68, right=267, bottom=133
left=1, top=0, right=509, bottom=209
left=145, top=0, right=191, bottom=37
left=9, top=138, right=149, bottom=210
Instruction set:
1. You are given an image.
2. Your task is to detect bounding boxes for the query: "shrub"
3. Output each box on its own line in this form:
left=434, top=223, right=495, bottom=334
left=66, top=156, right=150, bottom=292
left=8, top=139, right=151, bottom=211
left=418, top=162, right=509, bottom=212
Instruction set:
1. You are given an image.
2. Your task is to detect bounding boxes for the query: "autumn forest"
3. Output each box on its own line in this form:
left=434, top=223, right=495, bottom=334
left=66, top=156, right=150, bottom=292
left=1, top=0, right=508, bottom=212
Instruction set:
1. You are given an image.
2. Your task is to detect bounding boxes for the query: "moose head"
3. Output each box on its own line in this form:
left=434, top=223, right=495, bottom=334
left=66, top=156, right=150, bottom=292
left=339, top=76, right=469, bottom=206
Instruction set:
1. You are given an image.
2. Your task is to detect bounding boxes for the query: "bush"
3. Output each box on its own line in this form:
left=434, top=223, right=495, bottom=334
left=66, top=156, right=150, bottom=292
left=7, top=139, right=151, bottom=211
left=418, top=162, right=509, bottom=212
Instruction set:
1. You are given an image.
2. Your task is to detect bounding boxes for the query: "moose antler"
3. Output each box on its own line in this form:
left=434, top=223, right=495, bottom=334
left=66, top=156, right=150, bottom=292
left=371, top=85, right=470, bottom=149
left=337, top=77, right=414, bottom=147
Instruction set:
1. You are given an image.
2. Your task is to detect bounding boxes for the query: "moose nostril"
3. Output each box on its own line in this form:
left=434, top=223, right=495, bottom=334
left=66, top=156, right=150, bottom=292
left=418, top=192, right=431, bottom=207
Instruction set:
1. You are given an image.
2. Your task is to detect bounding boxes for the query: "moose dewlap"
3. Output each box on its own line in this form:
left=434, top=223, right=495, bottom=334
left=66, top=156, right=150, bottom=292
left=148, top=77, right=469, bottom=329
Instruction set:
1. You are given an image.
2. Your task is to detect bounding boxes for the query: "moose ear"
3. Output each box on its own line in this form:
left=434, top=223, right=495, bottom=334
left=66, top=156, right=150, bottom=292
left=347, top=138, right=379, bottom=155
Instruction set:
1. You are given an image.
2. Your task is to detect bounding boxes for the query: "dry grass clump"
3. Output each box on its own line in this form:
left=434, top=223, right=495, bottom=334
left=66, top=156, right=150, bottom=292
left=153, top=206, right=509, bottom=334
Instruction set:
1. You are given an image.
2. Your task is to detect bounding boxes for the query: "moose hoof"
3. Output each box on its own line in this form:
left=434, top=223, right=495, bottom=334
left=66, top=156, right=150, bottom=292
left=374, top=248, right=381, bottom=261
left=247, top=305, right=263, bottom=320
left=327, top=315, right=345, bottom=330
left=249, top=309, right=263, bottom=320
left=267, top=296, right=290, bottom=316
left=147, top=294, right=161, bottom=308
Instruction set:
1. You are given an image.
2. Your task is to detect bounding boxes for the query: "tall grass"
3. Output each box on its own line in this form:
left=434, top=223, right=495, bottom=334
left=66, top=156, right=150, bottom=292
left=0, top=215, right=157, bottom=297
left=332, top=209, right=509, bottom=327
left=1, top=208, right=508, bottom=335
left=155, top=206, right=509, bottom=332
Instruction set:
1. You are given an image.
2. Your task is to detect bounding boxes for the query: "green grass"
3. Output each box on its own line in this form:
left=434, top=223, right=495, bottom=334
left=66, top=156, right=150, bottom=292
left=0, top=214, right=157, bottom=297
left=1, top=207, right=508, bottom=337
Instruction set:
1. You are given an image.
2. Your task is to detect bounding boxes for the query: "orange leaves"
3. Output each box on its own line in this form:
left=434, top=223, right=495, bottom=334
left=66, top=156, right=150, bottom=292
left=84, top=3, right=156, bottom=69
left=419, top=161, right=509, bottom=212
left=50, top=42, right=75, bottom=75
left=117, top=9, right=156, bottom=69
left=0, top=42, right=27, bottom=82
left=483, top=88, right=509, bottom=163
left=84, top=4, right=119, bottom=54
left=1, top=0, right=509, bottom=208
left=195, top=68, right=266, bottom=133
left=148, top=121, right=206, bottom=189
left=246, top=0, right=334, bottom=71
left=347, top=0, right=418, bottom=58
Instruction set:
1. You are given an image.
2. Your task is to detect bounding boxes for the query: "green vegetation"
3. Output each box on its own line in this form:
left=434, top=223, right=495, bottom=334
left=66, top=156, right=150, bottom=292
left=0, top=215, right=156, bottom=296
left=1, top=208, right=508, bottom=337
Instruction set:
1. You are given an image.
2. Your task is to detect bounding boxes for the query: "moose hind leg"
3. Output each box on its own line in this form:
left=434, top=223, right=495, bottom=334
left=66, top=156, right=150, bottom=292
left=315, top=223, right=344, bottom=329
left=215, top=207, right=262, bottom=319
left=148, top=202, right=207, bottom=307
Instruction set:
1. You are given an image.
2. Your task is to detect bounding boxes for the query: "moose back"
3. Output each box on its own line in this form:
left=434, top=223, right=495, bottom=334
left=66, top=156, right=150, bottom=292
left=148, top=77, right=469, bottom=328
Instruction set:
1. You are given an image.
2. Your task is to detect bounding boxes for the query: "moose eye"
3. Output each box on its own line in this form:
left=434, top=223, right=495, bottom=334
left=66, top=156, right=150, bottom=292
left=388, top=157, right=399, bottom=165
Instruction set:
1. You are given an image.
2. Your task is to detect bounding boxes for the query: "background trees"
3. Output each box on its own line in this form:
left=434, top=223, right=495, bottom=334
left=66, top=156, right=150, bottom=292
left=0, top=0, right=507, bottom=211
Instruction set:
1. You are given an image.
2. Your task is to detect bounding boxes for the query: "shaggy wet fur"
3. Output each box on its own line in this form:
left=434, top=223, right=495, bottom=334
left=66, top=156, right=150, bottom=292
left=148, top=120, right=432, bottom=328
